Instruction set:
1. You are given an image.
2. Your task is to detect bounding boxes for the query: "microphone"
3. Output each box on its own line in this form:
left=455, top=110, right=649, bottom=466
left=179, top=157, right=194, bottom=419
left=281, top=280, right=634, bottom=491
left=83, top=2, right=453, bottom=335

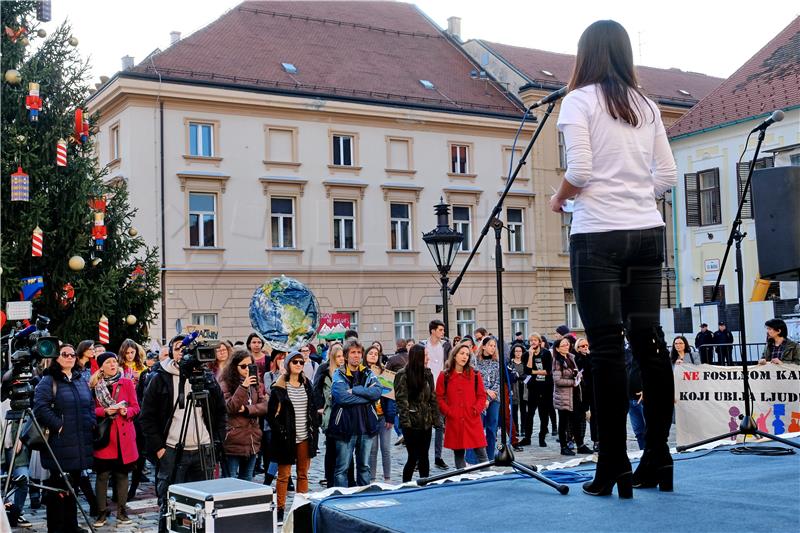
left=750, top=110, right=784, bottom=133
left=528, top=86, right=568, bottom=110
left=181, top=331, right=199, bottom=346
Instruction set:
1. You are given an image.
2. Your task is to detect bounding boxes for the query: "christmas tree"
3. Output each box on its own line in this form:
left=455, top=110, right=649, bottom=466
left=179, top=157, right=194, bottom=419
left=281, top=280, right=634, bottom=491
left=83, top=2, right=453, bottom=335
left=1, top=1, right=160, bottom=348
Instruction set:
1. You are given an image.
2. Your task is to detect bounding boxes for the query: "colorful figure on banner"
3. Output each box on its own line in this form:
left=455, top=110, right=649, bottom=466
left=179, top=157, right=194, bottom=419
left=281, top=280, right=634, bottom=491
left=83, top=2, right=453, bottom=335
left=728, top=406, right=741, bottom=436
left=756, top=407, right=772, bottom=433
left=32, top=226, right=43, bottom=257
left=74, top=108, right=89, bottom=144
left=25, top=82, right=42, bottom=122
left=788, top=412, right=800, bottom=433
left=56, top=138, right=67, bottom=166
left=90, top=196, right=107, bottom=253
left=10, top=165, right=30, bottom=201
left=771, top=404, right=786, bottom=434
left=20, top=275, right=44, bottom=301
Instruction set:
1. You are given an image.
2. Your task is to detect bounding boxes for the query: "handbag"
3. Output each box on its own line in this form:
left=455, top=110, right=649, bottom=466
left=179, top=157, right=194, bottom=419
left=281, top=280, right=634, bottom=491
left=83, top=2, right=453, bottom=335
left=24, top=380, right=57, bottom=452
left=93, top=382, right=122, bottom=450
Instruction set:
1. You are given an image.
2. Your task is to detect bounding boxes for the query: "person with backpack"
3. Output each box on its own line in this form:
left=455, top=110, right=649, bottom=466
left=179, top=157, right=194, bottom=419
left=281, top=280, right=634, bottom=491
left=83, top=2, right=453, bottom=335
left=436, top=342, right=488, bottom=469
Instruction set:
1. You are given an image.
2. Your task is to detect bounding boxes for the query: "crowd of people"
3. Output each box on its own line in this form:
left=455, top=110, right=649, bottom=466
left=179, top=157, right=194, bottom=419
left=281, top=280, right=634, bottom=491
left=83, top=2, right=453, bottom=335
left=2, top=314, right=796, bottom=530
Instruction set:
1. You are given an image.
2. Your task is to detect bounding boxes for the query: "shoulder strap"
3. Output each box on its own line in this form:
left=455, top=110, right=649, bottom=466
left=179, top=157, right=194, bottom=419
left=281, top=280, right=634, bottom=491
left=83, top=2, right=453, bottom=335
left=474, top=372, right=478, bottom=395
left=444, top=372, right=449, bottom=396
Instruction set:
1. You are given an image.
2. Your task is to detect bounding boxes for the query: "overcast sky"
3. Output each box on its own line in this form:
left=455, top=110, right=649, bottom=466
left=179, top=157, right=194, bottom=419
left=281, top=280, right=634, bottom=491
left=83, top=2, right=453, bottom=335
left=39, top=0, right=799, bottom=83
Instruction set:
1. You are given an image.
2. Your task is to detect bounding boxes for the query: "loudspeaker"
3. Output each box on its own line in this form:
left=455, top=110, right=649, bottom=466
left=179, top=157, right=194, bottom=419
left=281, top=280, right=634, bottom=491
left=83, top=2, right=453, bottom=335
left=751, top=165, right=800, bottom=281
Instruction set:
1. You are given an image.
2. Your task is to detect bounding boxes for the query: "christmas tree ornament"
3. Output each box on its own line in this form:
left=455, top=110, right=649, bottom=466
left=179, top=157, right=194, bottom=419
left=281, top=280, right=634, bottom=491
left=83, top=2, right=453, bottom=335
left=37, top=28, right=47, bottom=38
left=32, top=226, right=43, bottom=257
left=58, top=283, right=75, bottom=308
left=68, top=35, right=79, bottom=47
left=73, top=108, right=89, bottom=144
left=68, top=255, right=85, bottom=271
left=20, top=36, right=30, bottom=46
left=4, top=69, right=21, bottom=84
left=98, top=315, right=110, bottom=344
left=4, top=25, right=26, bottom=42
left=26, top=82, right=42, bottom=123
left=20, top=275, right=44, bottom=301
left=10, top=166, right=30, bottom=201
left=56, top=138, right=67, bottom=166
left=90, top=197, right=107, bottom=252
left=16, top=135, right=26, bottom=143
left=128, top=227, right=138, bottom=237
left=92, top=257, right=102, bottom=267
left=125, top=315, right=137, bottom=325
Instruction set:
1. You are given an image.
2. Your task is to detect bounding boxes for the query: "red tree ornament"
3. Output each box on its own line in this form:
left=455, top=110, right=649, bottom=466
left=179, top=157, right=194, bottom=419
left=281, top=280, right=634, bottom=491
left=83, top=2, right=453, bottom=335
left=56, top=138, right=67, bottom=166
left=59, top=283, right=75, bottom=308
left=32, top=226, right=43, bottom=257
left=4, top=26, right=26, bottom=42
left=90, top=197, right=107, bottom=252
left=74, top=108, right=89, bottom=144
left=98, top=315, right=110, bottom=344
left=25, top=82, right=42, bottom=123
left=10, top=166, right=29, bottom=201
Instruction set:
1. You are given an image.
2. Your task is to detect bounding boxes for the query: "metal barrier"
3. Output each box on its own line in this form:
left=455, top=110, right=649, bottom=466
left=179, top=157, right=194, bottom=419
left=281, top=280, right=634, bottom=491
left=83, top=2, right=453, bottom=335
left=694, top=342, right=767, bottom=364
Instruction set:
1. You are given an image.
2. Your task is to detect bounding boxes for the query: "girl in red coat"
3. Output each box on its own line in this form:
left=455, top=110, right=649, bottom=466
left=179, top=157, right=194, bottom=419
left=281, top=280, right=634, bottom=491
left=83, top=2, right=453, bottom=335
left=436, top=342, right=488, bottom=469
left=91, top=352, right=140, bottom=527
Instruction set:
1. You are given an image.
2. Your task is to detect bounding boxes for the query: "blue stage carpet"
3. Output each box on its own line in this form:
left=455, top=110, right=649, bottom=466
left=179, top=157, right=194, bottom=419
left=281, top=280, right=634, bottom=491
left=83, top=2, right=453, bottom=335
left=309, top=441, right=800, bottom=533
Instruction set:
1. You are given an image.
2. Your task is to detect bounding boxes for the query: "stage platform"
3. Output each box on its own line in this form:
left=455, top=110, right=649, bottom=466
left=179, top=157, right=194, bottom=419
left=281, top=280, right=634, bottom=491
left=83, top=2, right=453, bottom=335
left=287, top=438, right=800, bottom=533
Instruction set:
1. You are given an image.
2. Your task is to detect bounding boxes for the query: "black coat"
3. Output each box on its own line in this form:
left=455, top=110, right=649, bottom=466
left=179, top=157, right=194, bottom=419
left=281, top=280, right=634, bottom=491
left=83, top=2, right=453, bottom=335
left=139, top=361, right=226, bottom=458
left=33, top=367, right=95, bottom=471
left=266, top=375, right=319, bottom=465
left=524, top=349, right=554, bottom=395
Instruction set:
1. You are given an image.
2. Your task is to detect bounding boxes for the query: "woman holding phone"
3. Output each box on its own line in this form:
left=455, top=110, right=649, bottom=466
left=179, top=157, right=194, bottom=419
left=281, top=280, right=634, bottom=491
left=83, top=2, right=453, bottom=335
left=219, top=348, right=268, bottom=481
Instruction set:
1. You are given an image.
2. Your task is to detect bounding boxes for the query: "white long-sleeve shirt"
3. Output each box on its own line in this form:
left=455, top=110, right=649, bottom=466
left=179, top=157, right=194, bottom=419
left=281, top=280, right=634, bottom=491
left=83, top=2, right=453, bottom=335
left=557, top=84, right=677, bottom=235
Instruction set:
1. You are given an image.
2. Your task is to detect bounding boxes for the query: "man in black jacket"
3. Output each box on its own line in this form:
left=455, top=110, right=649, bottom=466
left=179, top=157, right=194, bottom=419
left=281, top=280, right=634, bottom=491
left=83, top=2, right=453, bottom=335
left=712, top=322, right=734, bottom=365
left=139, top=335, right=226, bottom=533
left=694, top=323, right=714, bottom=364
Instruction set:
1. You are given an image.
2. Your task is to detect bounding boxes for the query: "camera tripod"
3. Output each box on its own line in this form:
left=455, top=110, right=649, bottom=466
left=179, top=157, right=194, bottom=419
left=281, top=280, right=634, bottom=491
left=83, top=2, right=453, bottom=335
left=1, top=408, right=96, bottom=532
left=166, top=376, right=218, bottom=485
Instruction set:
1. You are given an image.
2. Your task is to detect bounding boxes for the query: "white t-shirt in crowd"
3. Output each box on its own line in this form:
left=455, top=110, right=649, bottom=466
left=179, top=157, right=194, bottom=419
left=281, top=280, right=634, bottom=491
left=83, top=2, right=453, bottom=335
left=556, top=84, right=677, bottom=235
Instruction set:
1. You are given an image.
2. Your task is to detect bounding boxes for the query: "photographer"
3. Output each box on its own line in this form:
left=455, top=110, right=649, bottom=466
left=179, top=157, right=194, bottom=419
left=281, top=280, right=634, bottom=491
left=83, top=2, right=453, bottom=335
left=139, top=335, right=226, bottom=533
left=33, top=344, right=95, bottom=533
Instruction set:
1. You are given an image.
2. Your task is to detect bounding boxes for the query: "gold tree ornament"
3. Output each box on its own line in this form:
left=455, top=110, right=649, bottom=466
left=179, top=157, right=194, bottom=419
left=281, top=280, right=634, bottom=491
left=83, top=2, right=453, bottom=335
left=37, top=29, right=46, bottom=38
left=68, top=35, right=78, bottom=46
left=128, top=227, right=139, bottom=237
left=68, top=255, right=85, bottom=271
left=126, top=315, right=137, bottom=325
left=4, top=69, right=21, bottom=84
left=20, top=36, right=30, bottom=46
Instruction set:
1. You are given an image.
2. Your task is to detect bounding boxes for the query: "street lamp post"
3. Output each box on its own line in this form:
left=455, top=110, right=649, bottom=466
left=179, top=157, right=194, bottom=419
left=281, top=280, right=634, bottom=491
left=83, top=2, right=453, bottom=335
left=422, top=199, right=463, bottom=339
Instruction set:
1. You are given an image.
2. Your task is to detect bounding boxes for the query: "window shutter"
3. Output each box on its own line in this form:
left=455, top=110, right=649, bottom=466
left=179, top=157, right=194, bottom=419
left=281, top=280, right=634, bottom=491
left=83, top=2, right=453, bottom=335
left=736, top=161, right=752, bottom=219
left=710, top=168, right=721, bottom=225
left=684, top=173, right=700, bottom=226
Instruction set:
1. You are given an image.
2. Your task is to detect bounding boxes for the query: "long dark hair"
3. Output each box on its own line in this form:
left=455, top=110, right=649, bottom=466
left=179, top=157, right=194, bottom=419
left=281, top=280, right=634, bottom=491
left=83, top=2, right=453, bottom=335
left=75, top=339, right=95, bottom=368
left=221, top=348, right=253, bottom=393
left=568, top=20, right=654, bottom=127
left=670, top=335, right=692, bottom=364
left=406, top=343, right=427, bottom=400
left=552, top=337, right=576, bottom=370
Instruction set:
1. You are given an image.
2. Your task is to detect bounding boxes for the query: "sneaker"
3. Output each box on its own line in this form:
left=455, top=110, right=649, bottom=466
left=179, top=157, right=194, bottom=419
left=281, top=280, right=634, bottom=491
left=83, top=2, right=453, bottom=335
left=117, top=510, right=133, bottom=525
left=434, top=458, right=448, bottom=470
left=577, top=445, right=593, bottom=454
left=16, top=515, right=33, bottom=528
left=93, top=510, right=109, bottom=527
left=560, top=447, right=576, bottom=456
left=394, top=436, right=405, bottom=446
left=277, top=508, right=285, bottom=526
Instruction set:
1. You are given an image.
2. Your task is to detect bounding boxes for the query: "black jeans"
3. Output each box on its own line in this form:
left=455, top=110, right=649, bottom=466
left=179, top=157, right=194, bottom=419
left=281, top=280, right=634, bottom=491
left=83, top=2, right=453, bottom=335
left=402, top=428, right=432, bottom=482
left=45, top=470, right=82, bottom=533
left=523, top=388, right=552, bottom=439
left=570, top=227, right=665, bottom=456
left=156, top=447, right=210, bottom=533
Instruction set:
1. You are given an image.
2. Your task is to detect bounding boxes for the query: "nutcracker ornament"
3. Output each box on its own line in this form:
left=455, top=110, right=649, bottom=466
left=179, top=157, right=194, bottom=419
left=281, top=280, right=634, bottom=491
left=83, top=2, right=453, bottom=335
left=32, top=226, right=43, bottom=257
left=26, top=82, right=42, bottom=123
left=90, top=197, right=107, bottom=253
left=10, top=166, right=29, bottom=201
left=56, top=138, right=67, bottom=166
left=58, top=283, right=75, bottom=308
left=74, top=108, right=89, bottom=144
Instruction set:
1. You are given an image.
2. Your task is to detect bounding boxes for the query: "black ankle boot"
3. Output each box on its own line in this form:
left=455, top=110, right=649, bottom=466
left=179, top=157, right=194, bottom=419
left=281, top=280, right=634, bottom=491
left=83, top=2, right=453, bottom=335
left=583, top=454, right=633, bottom=499
left=539, top=434, right=547, bottom=447
left=632, top=446, right=673, bottom=491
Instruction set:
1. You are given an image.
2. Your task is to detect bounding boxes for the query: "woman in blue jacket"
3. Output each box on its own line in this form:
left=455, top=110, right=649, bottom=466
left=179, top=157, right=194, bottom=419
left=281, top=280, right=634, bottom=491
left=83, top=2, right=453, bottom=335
left=364, top=345, right=396, bottom=482
left=33, top=344, right=95, bottom=533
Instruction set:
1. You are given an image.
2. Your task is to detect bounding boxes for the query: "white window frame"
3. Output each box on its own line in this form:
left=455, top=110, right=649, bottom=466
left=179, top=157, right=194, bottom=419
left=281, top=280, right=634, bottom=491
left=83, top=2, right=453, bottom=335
left=456, top=308, right=476, bottom=338
left=188, top=192, right=217, bottom=247
left=332, top=134, right=354, bottom=166
left=565, top=290, right=583, bottom=330
left=510, top=307, right=529, bottom=338
left=561, top=212, right=572, bottom=253
left=451, top=143, right=469, bottom=174
left=452, top=205, right=471, bottom=252
left=390, top=202, right=412, bottom=251
left=270, top=197, right=295, bottom=249
left=110, top=123, right=120, bottom=161
left=189, top=122, right=214, bottom=157
left=191, top=313, right=218, bottom=327
left=394, top=310, right=414, bottom=340
left=333, top=199, right=357, bottom=250
left=338, top=310, right=359, bottom=332
left=557, top=131, right=567, bottom=169
left=507, top=207, right=525, bottom=252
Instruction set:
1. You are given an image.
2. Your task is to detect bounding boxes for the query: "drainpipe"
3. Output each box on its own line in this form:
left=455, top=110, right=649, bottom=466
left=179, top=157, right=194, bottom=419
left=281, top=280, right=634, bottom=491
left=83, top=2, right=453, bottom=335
left=671, top=186, right=681, bottom=307
left=160, top=101, right=167, bottom=344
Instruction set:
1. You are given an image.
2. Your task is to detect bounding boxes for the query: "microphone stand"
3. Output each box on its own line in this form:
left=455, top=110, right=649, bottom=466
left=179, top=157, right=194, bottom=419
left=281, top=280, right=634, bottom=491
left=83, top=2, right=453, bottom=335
left=418, top=99, right=569, bottom=495
left=677, top=126, right=799, bottom=452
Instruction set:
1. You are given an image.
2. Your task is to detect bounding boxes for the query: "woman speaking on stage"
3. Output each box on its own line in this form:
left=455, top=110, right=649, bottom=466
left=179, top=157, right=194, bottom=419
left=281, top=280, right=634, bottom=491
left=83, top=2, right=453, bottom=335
left=550, top=19, right=677, bottom=499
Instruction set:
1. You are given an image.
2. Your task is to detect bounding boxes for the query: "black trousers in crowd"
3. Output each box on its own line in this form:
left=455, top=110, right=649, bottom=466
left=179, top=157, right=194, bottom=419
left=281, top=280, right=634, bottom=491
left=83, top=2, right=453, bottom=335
left=45, top=470, right=82, bottom=533
left=402, top=428, right=432, bottom=482
left=558, top=409, right=585, bottom=449
left=523, top=390, right=553, bottom=441
left=156, top=447, right=211, bottom=533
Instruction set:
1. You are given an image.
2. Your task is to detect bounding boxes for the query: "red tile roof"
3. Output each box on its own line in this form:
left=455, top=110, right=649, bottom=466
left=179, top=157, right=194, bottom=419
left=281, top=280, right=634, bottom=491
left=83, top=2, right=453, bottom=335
left=668, top=17, right=800, bottom=138
left=128, top=1, right=523, bottom=117
left=479, top=40, right=723, bottom=107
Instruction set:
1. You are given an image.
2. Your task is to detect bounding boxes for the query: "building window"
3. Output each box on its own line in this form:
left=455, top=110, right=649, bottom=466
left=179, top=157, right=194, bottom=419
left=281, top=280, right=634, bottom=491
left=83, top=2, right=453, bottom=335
left=507, top=208, right=524, bottom=252
left=684, top=168, right=721, bottom=226
left=390, top=203, right=411, bottom=251
left=452, top=205, right=471, bottom=251
left=338, top=310, right=359, bottom=332
left=736, top=157, right=773, bottom=219
left=188, top=192, right=216, bottom=247
left=110, top=123, right=120, bottom=162
left=790, top=154, right=800, bottom=166
left=561, top=212, right=572, bottom=253
left=333, top=200, right=356, bottom=250
left=450, top=144, right=469, bottom=174
left=270, top=197, right=295, bottom=248
left=703, top=285, right=726, bottom=304
left=189, top=122, right=214, bottom=157
left=557, top=131, right=567, bottom=169
left=332, top=134, right=354, bottom=166
left=502, top=146, right=526, bottom=179
left=456, top=308, right=476, bottom=337
left=564, top=289, right=583, bottom=330
left=191, top=313, right=217, bottom=327
left=394, top=310, right=414, bottom=340
left=510, top=307, right=528, bottom=338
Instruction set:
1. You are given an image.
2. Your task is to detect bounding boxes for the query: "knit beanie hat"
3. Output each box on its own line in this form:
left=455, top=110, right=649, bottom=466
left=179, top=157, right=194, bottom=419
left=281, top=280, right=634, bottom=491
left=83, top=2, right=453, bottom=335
left=96, top=351, right=118, bottom=367
left=284, top=350, right=303, bottom=373
left=556, top=324, right=571, bottom=336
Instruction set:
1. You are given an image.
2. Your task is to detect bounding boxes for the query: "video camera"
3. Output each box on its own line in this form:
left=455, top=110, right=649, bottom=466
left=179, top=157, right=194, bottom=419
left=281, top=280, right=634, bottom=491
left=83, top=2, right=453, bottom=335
left=2, top=316, right=60, bottom=411
left=178, top=331, right=219, bottom=391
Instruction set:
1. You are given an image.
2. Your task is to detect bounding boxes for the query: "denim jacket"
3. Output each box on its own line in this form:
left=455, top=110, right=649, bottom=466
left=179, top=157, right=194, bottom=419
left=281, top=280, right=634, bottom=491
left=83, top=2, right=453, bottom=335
left=327, top=364, right=382, bottom=439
